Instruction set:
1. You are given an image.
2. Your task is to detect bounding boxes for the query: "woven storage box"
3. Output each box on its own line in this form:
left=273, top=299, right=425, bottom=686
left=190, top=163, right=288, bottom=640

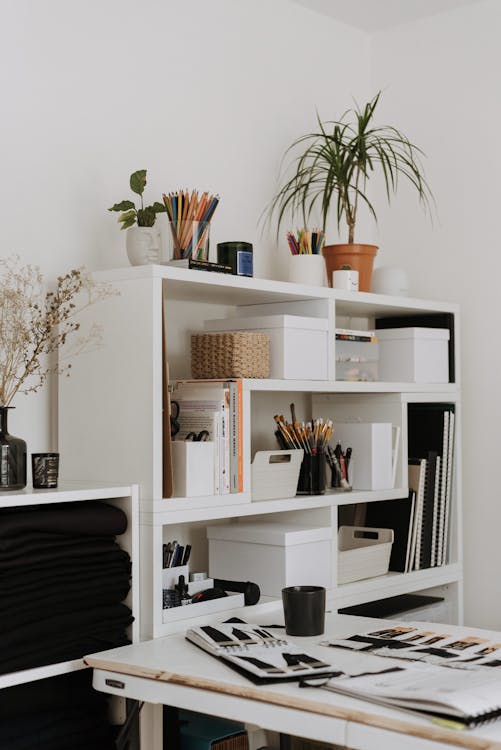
left=191, top=332, right=270, bottom=379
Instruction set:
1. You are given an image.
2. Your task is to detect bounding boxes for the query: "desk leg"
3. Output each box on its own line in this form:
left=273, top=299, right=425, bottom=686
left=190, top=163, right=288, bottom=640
left=163, top=706, right=182, bottom=750
left=141, top=703, right=164, bottom=750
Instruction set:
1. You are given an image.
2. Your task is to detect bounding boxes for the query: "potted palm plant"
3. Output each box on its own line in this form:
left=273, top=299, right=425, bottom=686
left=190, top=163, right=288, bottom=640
left=267, top=92, right=433, bottom=291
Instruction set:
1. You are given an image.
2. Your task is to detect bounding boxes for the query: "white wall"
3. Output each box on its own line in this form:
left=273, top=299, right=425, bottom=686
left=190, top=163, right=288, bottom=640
left=370, top=0, right=501, bottom=627
left=0, top=0, right=370, bottom=455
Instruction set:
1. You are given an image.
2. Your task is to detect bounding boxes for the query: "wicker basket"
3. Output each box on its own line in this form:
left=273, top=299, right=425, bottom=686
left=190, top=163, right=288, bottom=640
left=191, top=332, right=270, bottom=379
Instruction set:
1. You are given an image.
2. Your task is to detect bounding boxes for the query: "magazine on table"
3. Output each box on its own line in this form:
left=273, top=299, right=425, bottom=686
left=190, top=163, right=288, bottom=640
left=307, top=659, right=501, bottom=728
left=324, top=623, right=501, bottom=671
left=185, top=620, right=333, bottom=684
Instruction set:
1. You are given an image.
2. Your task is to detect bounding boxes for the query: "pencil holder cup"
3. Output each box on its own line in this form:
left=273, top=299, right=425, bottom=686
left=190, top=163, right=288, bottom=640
left=167, top=220, right=211, bottom=262
left=296, top=451, right=326, bottom=495
left=288, top=254, right=326, bottom=287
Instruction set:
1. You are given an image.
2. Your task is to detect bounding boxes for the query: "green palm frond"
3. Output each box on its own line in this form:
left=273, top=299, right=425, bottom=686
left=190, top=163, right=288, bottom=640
left=265, top=92, right=434, bottom=244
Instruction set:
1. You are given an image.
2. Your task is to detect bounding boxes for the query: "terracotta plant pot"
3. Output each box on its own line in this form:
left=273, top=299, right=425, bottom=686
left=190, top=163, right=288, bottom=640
left=322, top=244, right=378, bottom=292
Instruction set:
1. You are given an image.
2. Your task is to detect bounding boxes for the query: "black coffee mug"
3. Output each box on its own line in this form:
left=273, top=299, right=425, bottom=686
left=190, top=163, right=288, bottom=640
left=282, top=585, right=326, bottom=636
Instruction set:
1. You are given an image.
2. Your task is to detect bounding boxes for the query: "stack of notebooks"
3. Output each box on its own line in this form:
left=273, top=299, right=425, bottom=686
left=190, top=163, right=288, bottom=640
left=174, top=380, right=243, bottom=495
left=362, top=403, right=455, bottom=573
left=407, top=403, right=456, bottom=570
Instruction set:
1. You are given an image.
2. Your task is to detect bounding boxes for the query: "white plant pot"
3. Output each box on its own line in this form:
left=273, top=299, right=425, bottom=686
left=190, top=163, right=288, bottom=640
left=332, top=269, right=359, bottom=291
left=126, top=225, right=162, bottom=266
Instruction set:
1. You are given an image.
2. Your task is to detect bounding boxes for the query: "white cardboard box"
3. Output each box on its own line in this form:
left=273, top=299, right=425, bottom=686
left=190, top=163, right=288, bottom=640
left=204, top=314, right=328, bottom=380
left=207, top=521, right=332, bottom=597
left=171, top=441, right=215, bottom=497
left=377, top=327, right=450, bottom=383
left=334, top=422, right=394, bottom=490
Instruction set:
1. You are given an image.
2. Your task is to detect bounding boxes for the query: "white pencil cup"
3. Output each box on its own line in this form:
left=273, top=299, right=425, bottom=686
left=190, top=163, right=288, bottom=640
left=288, top=255, right=326, bottom=287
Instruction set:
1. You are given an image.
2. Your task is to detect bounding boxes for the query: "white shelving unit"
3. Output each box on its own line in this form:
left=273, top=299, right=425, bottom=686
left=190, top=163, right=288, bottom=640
left=58, top=265, right=462, bottom=640
left=0, top=482, right=139, bottom=689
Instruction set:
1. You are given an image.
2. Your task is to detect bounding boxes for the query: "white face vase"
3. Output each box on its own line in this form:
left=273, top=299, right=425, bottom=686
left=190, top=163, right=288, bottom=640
left=126, top=226, right=161, bottom=266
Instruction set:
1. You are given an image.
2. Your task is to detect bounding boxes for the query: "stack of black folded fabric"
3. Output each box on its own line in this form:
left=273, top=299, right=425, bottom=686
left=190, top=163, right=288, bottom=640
left=0, top=670, right=117, bottom=749
left=0, top=500, right=133, bottom=675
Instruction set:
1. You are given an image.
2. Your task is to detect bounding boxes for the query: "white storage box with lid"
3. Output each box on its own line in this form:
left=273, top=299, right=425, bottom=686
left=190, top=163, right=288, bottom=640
left=338, top=526, right=394, bottom=585
left=204, top=314, right=328, bottom=380
left=207, top=522, right=332, bottom=597
left=377, top=327, right=450, bottom=383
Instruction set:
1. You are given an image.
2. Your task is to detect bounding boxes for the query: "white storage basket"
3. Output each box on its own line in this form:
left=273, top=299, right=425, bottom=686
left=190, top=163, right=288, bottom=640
left=251, top=449, right=303, bottom=502
left=338, top=526, right=393, bottom=585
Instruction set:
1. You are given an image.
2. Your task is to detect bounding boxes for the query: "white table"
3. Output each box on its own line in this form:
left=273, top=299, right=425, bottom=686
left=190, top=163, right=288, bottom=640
left=85, top=614, right=501, bottom=750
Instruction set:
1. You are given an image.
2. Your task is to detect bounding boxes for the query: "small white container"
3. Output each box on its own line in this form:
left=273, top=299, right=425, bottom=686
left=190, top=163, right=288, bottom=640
left=204, top=314, right=328, bottom=380
left=207, top=522, right=332, bottom=597
left=171, top=441, right=215, bottom=497
left=288, top=254, right=327, bottom=286
left=251, top=449, right=303, bottom=502
left=332, top=269, right=359, bottom=291
left=334, top=422, right=394, bottom=490
left=335, top=329, right=378, bottom=382
left=377, top=327, right=450, bottom=383
left=338, top=526, right=394, bottom=585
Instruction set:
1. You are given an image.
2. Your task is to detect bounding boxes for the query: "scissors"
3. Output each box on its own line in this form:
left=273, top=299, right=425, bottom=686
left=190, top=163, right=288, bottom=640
left=184, top=430, right=210, bottom=442
left=170, top=400, right=180, bottom=438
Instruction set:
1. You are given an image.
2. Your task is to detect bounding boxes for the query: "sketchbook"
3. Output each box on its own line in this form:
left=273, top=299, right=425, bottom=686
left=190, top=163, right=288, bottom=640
left=185, top=621, right=332, bottom=684
left=318, top=660, right=501, bottom=727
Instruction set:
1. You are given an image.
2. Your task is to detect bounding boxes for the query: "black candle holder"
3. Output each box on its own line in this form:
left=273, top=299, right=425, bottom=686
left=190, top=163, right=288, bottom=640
left=32, top=453, right=59, bottom=489
left=296, top=451, right=326, bottom=495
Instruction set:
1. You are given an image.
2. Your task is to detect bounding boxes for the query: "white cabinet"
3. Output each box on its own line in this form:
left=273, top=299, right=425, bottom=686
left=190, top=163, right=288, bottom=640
left=59, top=265, right=462, bottom=639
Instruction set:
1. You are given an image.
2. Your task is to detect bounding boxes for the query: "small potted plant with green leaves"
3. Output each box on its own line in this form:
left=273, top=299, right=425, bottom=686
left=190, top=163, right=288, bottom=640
left=108, top=169, right=166, bottom=266
left=267, top=92, right=433, bottom=291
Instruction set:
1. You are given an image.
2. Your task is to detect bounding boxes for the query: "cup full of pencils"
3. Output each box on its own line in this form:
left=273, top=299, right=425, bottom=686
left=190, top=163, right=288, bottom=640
left=286, top=229, right=326, bottom=287
left=163, top=190, right=220, bottom=261
left=273, top=405, right=333, bottom=495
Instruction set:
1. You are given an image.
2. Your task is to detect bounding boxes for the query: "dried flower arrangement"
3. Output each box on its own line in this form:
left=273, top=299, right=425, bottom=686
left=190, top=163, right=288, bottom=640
left=0, top=256, right=117, bottom=406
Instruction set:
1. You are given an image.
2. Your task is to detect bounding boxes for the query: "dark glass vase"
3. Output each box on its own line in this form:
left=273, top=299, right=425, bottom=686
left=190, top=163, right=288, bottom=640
left=0, top=406, right=27, bottom=491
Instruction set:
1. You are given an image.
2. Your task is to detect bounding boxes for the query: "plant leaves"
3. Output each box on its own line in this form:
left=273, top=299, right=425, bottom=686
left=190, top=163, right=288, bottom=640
left=137, top=206, right=156, bottom=227
left=108, top=200, right=135, bottom=212
left=151, top=201, right=167, bottom=213
left=120, top=215, right=137, bottom=231
left=117, top=209, right=137, bottom=230
left=130, top=169, right=147, bottom=196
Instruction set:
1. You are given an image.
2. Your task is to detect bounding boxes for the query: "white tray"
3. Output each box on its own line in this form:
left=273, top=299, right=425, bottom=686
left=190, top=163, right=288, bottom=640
left=251, top=449, right=303, bottom=502
left=338, top=526, right=393, bottom=585
left=162, top=593, right=245, bottom=624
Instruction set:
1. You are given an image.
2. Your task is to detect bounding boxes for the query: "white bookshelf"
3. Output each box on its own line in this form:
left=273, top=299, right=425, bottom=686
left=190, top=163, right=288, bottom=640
left=0, top=484, right=139, bottom=688
left=58, top=265, right=462, bottom=640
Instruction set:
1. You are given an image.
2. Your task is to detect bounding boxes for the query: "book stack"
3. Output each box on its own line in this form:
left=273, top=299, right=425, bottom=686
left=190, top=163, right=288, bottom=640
left=174, top=380, right=243, bottom=495
left=363, top=404, right=455, bottom=572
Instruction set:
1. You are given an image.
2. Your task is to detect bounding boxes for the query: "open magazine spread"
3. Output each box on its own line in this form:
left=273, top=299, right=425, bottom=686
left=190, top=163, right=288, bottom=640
left=316, top=661, right=501, bottom=727
left=185, top=621, right=333, bottom=683
left=325, top=623, right=501, bottom=670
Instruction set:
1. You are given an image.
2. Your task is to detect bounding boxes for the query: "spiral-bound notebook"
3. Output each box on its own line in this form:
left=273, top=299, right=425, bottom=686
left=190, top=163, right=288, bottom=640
left=320, top=660, right=501, bottom=728
left=185, top=621, right=332, bottom=684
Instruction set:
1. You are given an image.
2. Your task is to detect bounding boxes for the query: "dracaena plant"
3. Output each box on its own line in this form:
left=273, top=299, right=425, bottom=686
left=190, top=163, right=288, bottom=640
left=267, top=92, right=433, bottom=244
left=108, top=169, right=166, bottom=230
